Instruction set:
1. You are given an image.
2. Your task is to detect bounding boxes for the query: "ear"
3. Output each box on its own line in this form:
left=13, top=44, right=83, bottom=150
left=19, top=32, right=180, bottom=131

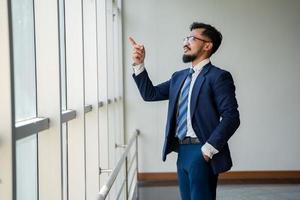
left=204, top=42, right=213, bottom=52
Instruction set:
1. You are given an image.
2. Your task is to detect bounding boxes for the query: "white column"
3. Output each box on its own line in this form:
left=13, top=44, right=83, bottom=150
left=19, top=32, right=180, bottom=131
left=113, top=0, right=125, bottom=156
left=82, top=0, right=100, bottom=199
left=34, top=0, right=62, bottom=199
left=0, top=1, right=13, bottom=199
left=106, top=1, right=119, bottom=198
left=65, top=0, right=86, bottom=198
left=106, top=0, right=116, bottom=172
left=117, top=0, right=125, bottom=147
left=97, top=0, right=110, bottom=189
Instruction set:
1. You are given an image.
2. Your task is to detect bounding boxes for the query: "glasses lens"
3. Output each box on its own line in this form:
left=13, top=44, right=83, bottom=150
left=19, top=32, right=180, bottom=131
left=183, top=36, right=194, bottom=44
left=188, top=36, right=194, bottom=43
left=183, top=37, right=188, bottom=44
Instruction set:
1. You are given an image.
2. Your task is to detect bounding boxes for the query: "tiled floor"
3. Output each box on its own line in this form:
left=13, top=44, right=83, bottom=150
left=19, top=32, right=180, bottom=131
left=138, top=184, right=300, bottom=200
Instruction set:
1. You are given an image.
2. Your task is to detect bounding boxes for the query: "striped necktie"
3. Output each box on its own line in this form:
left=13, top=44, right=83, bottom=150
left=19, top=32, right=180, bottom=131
left=176, top=68, right=194, bottom=140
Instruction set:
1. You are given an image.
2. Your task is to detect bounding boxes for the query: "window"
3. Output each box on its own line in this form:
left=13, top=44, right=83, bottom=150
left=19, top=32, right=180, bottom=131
left=12, top=0, right=37, bottom=121
left=11, top=0, right=38, bottom=199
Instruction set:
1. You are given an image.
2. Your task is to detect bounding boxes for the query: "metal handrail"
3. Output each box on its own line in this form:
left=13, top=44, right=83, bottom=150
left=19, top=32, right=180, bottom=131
left=97, top=129, right=140, bottom=200
left=15, top=117, right=49, bottom=140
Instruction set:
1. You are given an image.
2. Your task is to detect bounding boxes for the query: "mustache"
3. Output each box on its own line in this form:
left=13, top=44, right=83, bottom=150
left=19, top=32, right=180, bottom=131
left=183, top=45, right=191, bottom=51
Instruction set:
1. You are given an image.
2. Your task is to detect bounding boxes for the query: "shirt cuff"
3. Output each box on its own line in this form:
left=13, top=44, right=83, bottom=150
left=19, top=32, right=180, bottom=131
left=132, top=63, right=145, bottom=75
left=201, top=142, right=219, bottom=159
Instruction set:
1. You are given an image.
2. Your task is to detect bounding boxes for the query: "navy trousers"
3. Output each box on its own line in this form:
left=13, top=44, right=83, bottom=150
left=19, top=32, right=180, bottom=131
left=177, top=144, right=218, bottom=200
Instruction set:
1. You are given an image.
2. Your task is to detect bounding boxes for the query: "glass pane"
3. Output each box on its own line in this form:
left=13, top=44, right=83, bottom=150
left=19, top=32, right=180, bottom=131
left=59, top=0, right=67, bottom=110
left=11, top=0, right=37, bottom=121
left=16, top=135, right=38, bottom=200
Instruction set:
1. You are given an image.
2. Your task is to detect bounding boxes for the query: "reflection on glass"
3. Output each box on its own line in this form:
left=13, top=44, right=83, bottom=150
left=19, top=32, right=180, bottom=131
left=11, top=0, right=37, bottom=121
left=16, top=135, right=38, bottom=200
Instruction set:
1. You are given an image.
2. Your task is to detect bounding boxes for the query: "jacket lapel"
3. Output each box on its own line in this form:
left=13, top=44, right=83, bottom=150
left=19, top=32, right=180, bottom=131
left=171, top=69, right=189, bottom=101
left=190, top=63, right=211, bottom=118
left=168, top=69, right=189, bottom=129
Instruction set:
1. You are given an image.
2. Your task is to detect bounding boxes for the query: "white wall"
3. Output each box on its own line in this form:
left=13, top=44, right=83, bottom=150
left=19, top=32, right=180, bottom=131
left=123, top=0, right=300, bottom=172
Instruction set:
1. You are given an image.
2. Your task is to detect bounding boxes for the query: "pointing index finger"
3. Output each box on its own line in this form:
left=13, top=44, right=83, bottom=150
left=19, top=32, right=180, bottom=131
left=129, top=37, right=137, bottom=46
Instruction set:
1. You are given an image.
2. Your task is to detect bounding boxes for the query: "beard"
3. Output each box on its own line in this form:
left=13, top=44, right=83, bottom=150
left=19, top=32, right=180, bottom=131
left=182, top=54, right=197, bottom=63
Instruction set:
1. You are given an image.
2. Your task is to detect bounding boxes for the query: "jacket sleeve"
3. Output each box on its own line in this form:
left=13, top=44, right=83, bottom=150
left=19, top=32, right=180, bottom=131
left=207, top=71, right=240, bottom=150
left=132, top=70, right=170, bottom=101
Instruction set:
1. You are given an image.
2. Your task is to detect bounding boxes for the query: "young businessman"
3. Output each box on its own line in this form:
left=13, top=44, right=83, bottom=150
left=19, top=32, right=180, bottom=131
left=130, top=22, right=240, bottom=200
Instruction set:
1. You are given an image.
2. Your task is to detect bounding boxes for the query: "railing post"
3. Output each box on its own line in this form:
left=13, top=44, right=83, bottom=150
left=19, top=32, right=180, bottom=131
left=125, top=156, right=129, bottom=200
left=97, top=130, right=140, bottom=200
left=136, top=129, right=140, bottom=199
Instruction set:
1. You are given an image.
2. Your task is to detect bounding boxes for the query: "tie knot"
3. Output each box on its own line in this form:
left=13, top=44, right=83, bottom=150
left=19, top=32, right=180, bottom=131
left=189, top=68, right=195, bottom=75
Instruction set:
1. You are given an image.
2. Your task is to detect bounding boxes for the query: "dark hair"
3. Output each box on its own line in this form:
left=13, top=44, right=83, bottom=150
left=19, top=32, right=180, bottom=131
left=190, top=22, right=222, bottom=55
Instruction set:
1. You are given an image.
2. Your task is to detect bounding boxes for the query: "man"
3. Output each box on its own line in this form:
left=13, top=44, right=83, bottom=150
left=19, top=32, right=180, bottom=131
left=129, top=22, right=240, bottom=200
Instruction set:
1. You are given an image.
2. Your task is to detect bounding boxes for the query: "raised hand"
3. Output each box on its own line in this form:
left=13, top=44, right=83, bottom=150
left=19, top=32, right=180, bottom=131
left=129, top=37, right=145, bottom=65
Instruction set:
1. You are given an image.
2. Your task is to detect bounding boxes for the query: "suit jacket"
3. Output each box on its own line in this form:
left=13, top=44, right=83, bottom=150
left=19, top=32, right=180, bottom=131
left=132, top=62, right=240, bottom=174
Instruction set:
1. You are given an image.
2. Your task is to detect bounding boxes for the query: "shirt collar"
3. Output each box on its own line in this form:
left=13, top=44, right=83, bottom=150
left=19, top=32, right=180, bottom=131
left=190, top=58, right=210, bottom=73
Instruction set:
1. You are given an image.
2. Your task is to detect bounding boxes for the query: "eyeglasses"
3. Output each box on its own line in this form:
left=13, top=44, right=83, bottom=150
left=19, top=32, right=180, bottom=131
left=183, top=36, right=211, bottom=44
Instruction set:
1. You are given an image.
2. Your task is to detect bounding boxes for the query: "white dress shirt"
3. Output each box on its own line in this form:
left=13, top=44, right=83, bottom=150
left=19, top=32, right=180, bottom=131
left=133, top=60, right=219, bottom=159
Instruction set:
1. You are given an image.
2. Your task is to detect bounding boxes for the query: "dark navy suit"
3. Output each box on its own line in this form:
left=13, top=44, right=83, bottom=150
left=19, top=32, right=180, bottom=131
left=133, top=62, right=240, bottom=199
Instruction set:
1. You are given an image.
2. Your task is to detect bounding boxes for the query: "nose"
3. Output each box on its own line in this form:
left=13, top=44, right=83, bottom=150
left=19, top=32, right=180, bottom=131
left=183, top=43, right=190, bottom=50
